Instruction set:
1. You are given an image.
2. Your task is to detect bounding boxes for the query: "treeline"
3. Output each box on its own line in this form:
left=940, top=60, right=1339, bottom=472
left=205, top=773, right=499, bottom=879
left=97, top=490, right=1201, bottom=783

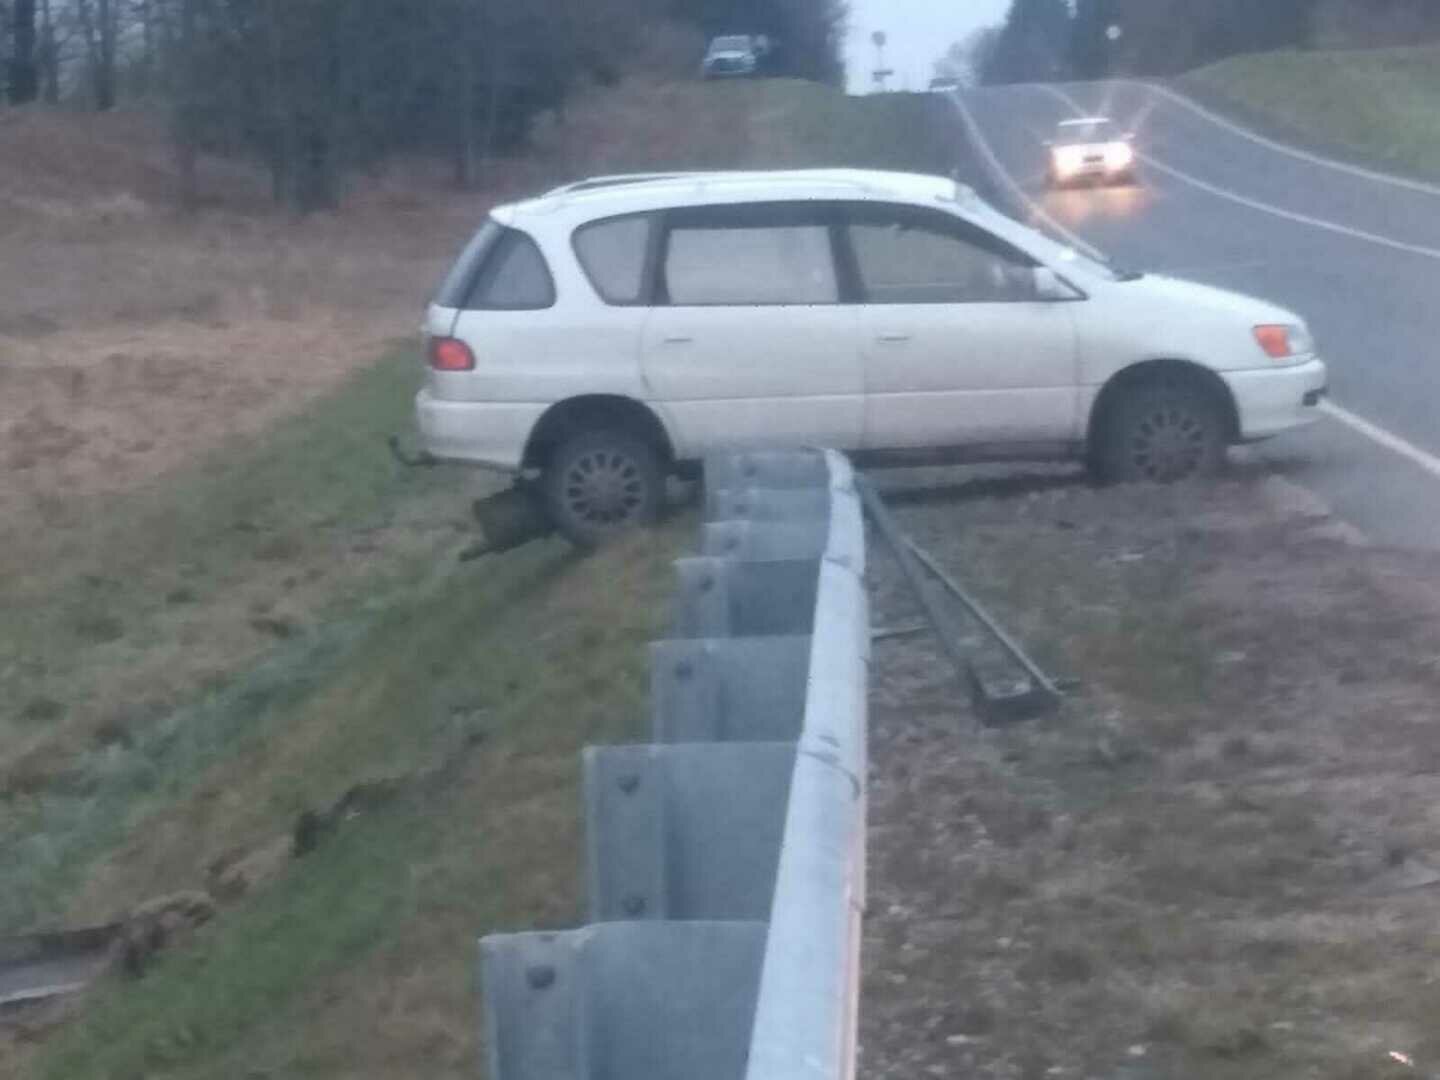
left=0, top=0, right=846, bottom=210
left=978, top=0, right=1440, bottom=84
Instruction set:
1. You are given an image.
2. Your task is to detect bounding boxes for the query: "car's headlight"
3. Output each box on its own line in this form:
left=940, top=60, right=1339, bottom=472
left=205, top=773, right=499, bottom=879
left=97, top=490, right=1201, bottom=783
left=1253, top=323, right=1315, bottom=360
left=1104, top=142, right=1134, bottom=169
left=1053, top=147, right=1084, bottom=173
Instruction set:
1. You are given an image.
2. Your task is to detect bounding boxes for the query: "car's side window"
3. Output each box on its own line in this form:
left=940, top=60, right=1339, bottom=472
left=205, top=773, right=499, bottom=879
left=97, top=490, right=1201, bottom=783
left=848, top=209, right=1039, bottom=305
left=574, top=214, right=653, bottom=305
left=660, top=205, right=839, bottom=306
left=465, top=227, right=555, bottom=310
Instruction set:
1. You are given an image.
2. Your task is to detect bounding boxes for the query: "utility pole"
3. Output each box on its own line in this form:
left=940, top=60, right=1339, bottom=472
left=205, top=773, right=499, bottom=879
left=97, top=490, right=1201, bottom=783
left=870, top=30, right=893, bottom=93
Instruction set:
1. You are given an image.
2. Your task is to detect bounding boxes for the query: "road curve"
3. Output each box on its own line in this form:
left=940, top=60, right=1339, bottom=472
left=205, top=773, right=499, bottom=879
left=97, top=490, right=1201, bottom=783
left=956, top=80, right=1440, bottom=549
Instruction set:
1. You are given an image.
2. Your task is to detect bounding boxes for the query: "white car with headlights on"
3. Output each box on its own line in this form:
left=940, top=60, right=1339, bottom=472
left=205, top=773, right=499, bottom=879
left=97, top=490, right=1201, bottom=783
left=1047, top=117, right=1137, bottom=188
left=413, top=169, right=1327, bottom=546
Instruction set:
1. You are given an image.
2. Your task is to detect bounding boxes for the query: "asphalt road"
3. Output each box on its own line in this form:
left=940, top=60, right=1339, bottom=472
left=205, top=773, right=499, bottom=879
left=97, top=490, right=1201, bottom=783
left=955, top=80, right=1440, bottom=549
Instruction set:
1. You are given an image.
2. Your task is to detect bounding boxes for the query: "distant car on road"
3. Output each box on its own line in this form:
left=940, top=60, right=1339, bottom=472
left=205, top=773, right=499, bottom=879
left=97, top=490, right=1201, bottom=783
left=417, top=170, right=1327, bottom=545
left=1047, top=117, right=1137, bottom=187
left=928, top=76, right=962, bottom=93
left=702, top=35, right=765, bottom=79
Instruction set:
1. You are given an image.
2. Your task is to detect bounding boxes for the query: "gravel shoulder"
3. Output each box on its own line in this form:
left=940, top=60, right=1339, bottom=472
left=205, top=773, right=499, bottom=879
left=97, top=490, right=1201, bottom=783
left=861, top=466, right=1440, bottom=1080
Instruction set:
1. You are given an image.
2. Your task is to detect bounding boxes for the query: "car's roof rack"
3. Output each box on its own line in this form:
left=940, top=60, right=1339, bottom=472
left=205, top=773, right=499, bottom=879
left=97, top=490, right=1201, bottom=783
left=543, top=173, right=701, bottom=197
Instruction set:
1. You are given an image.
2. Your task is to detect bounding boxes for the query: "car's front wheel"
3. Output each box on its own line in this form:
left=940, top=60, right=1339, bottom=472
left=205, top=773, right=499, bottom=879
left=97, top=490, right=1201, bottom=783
left=542, top=429, right=663, bottom=548
left=1096, top=382, right=1227, bottom=484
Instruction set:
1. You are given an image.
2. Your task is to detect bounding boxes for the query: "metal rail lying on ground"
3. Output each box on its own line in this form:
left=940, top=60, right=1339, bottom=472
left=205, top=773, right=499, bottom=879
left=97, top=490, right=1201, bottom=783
left=479, top=449, right=868, bottom=1080
left=857, top=476, right=1062, bottom=724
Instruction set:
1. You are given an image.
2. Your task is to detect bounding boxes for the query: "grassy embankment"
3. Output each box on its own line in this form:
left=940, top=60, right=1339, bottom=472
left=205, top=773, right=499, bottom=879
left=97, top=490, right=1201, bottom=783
left=1183, top=44, right=1440, bottom=179
left=4, top=79, right=954, bottom=1078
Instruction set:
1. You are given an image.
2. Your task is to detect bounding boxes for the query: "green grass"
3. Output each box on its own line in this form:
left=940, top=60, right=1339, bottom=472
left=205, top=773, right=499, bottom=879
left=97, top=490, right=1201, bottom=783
left=1182, top=45, right=1440, bottom=179
left=31, top=525, right=681, bottom=1078
left=536, top=78, right=960, bottom=183
left=4, top=77, right=953, bottom=1077
left=736, top=81, right=960, bottom=174
left=0, top=346, right=476, bottom=932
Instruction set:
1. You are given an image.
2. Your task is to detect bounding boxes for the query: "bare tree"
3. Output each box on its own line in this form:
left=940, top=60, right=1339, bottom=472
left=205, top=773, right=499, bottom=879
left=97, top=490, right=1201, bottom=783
left=75, top=0, right=116, bottom=108
left=38, top=0, right=57, bottom=102
left=174, top=0, right=196, bottom=207
left=7, top=0, right=38, bottom=103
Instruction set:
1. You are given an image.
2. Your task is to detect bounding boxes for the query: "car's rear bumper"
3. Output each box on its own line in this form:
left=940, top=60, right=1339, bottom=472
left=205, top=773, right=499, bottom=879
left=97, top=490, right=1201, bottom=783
left=1223, top=356, right=1329, bottom=441
left=414, top=389, right=544, bottom=472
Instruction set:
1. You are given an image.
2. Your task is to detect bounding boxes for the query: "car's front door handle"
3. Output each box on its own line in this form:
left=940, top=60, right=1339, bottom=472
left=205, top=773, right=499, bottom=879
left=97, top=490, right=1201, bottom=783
left=662, top=335, right=694, bottom=345
left=877, top=332, right=912, bottom=343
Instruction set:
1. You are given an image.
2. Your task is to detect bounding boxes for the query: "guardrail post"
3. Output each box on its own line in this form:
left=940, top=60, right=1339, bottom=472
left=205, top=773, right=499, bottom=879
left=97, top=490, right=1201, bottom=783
left=481, top=922, right=767, bottom=1080
left=649, top=637, right=812, bottom=744
left=584, top=743, right=795, bottom=922
left=480, top=448, right=867, bottom=1080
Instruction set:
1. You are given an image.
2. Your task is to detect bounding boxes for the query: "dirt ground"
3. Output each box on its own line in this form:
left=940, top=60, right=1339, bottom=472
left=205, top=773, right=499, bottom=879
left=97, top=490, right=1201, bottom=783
left=858, top=466, right=1440, bottom=1080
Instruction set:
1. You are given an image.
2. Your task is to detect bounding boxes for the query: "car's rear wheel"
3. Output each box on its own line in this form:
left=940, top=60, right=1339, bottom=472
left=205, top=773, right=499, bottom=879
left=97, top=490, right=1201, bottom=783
left=1096, top=382, right=1227, bottom=484
left=543, top=429, right=663, bottom=549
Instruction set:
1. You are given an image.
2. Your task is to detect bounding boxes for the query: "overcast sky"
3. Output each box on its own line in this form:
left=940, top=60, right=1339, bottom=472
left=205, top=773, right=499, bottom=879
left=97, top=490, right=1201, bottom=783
left=844, top=0, right=1012, bottom=93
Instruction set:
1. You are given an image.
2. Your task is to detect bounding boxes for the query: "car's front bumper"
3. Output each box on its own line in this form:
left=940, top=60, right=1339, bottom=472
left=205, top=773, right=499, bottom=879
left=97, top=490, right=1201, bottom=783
left=414, top=389, right=545, bottom=472
left=1223, top=356, right=1329, bottom=441
left=1053, top=162, right=1132, bottom=183
left=703, top=63, right=755, bottom=77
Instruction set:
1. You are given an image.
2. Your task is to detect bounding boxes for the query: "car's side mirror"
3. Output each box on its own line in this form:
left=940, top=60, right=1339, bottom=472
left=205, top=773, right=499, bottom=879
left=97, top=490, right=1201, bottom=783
left=1034, top=267, right=1081, bottom=301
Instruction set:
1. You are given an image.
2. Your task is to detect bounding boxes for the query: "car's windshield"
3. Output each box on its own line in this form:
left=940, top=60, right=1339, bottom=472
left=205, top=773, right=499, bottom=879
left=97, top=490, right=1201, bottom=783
left=712, top=36, right=750, bottom=51
left=964, top=202, right=1133, bottom=283
left=1057, top=120, right=1115, bottom=143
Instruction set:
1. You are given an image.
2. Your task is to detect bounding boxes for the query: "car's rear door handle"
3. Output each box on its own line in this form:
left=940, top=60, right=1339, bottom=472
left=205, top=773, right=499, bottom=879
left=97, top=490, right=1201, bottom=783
left=877, top=332, right=912, bottom=343
left=662, top=335, right=694, bottom=345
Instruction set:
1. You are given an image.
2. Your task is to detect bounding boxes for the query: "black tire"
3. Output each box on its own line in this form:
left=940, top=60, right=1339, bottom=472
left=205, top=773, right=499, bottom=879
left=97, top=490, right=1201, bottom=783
left=1095, top=381, right=1228, bottom=484
left=542, top=429, right=663, bottom=548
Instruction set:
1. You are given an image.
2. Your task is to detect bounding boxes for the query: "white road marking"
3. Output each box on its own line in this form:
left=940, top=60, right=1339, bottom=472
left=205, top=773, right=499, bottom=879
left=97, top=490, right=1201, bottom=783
left=1041, top=85, right=1440, bottom=476
left=947, top=93, right=1107, bottom=261
left=957, top=84, right=1440, bottom=482
left=1038, top=84, right=1440, bottom=262
left=1136, top=81, right=1440, bottom=200
left=1319, top=400, right=1440, bottom=482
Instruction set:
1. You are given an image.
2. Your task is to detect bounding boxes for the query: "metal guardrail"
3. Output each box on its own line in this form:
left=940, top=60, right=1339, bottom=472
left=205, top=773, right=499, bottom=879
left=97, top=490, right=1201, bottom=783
left=480, top=449, right=868, bottom=1080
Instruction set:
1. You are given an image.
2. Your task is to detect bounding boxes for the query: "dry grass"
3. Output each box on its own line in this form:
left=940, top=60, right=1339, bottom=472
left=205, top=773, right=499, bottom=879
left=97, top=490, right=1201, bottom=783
left=0, top=77, right=955, bottom=816
left=862, top=469, right=1440, bottom=1080
left=0, top=76, right=959, bottom=1076
left=14, top=526, right=683, bottom=1079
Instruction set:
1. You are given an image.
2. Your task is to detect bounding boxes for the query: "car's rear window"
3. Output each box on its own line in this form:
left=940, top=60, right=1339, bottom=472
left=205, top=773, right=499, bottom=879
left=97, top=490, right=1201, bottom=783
left=434, top=220, right=499, bottom=308
left=434, top=221, right=554, bottom=310
left=574, top=214, right=653, bottom=305
left=471, top=230, right=555, bottom=309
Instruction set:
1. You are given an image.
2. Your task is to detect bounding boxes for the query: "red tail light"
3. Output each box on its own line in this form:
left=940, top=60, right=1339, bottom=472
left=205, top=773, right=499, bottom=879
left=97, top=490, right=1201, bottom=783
left=429, top=336, right=475, bottom=372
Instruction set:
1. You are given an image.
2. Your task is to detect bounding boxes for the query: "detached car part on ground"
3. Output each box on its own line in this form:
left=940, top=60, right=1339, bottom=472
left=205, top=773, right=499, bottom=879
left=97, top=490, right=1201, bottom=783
left=408, top=169, right=1327, bottom=548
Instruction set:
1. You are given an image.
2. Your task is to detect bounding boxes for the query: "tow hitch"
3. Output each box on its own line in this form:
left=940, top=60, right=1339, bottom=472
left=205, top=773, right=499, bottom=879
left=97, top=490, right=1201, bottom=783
left=387, top=434, right=437, bottom=469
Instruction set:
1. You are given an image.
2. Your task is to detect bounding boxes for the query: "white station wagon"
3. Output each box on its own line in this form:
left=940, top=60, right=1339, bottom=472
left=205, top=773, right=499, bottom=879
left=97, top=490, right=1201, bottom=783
left=417, top=169, right=1327, bottom=545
